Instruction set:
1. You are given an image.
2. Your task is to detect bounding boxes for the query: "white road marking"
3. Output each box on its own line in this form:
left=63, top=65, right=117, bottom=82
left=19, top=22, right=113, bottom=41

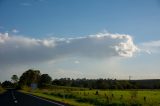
left=14, top=100, right=18, bottom=103
left=11, top=91, right=18, bottom=103
left=23, top=93, right=65, bottom=106
left=11, top=91, right=16, bottom=99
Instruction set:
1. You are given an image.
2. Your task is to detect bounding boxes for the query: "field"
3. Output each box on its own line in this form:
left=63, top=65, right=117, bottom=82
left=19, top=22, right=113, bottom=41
left=21, top=85, right=160, bottom=106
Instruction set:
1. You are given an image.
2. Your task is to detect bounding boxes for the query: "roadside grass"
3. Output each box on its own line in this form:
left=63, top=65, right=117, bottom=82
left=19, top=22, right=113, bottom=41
left=20, top=90, right=94, bottom=106
left=0, top=86, right=5, bottom=94
left=20, top=86, right=160, bottom=106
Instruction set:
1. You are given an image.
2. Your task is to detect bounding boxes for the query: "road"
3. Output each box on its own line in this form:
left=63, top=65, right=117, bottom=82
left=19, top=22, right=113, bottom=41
left=0, top=89, right=66, bottom=106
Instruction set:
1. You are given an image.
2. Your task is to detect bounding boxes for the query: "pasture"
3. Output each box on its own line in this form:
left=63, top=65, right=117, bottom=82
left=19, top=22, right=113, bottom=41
left=22, top=86, right=160, bottom=106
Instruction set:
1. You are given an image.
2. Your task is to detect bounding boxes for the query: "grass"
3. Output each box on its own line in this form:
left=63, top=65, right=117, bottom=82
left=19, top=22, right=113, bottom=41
left=21, top=90, right=94, bottom=106
left=0, top=86, right=5, bottom=94
left=20, top=86, right=160, bottom=106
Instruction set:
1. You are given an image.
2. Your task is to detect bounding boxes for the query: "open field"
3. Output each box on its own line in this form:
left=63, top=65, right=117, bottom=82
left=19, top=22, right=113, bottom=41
left=21, top=86, right=160, bottom=106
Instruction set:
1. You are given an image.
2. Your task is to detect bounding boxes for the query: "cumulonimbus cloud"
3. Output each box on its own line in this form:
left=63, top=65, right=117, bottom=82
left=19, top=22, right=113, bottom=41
left=0, top=32, right=138, bottom=65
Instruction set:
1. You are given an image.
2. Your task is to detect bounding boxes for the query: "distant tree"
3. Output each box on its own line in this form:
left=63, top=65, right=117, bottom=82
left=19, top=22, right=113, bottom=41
left=2, top=81, right=13, bottom=88
left=11, top=75, right=19, bottom=88
left=52, top=79, right=61, bottom=85
left=96, top=79, right=107, bottom=89
left=39, top=74, right=52, bottom=87
left=11, top=75, right=18, bottom=83
left=19, top=69, right=41, bottom=87
left=53, top=78, right=72, bottom=86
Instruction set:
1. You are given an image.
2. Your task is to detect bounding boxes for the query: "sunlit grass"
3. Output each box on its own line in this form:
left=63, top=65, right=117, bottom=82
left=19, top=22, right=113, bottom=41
left=21, top=90, right=94, bottom=106
left=21, top=86, right=160, bottom=106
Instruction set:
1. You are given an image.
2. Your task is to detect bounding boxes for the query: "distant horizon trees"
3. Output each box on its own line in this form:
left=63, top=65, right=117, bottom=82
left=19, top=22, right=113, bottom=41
left=1, top=69, right=160, bottom=89
left=39, top=74, right=52, bottom=87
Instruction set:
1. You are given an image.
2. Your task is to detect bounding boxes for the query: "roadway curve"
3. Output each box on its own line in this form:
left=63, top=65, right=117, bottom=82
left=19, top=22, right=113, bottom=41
left=0, top=89, right=66, bottom=106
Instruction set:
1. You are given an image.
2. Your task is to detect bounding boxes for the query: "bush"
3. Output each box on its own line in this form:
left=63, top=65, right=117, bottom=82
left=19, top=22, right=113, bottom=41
left=21, top=86, right=32, bottom=92
left=0, top=86, right=4, bottom=93
left=95, top=90, right=99, bottom=95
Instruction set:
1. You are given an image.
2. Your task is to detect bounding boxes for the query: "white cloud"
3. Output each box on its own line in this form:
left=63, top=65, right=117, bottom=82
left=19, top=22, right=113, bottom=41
left=12, top=29, right=19, bottom=33
left=54, top=69, right=84, bottom=79
left=140, top=40, right=160, bottom=54
left=0, top=32, right=138, bottom=67
left=141, top=40, right=160, bottom=47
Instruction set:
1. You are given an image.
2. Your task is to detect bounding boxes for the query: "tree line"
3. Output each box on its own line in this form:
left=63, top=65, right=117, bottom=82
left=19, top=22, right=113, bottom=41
left=1, top=69, right=160, bottom=89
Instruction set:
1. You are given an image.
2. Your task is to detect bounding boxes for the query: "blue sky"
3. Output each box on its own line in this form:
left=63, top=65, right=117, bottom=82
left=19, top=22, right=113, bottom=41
left=0, top=0, right=160, bottom=81
left=1, top=0, right=160, bottom=41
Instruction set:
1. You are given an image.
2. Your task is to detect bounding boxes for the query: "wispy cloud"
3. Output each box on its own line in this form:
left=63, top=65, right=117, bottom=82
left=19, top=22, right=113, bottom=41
left=141, top=40, right=160, bottom=47
left=54, top=69, right=84, bottom=79
left=12, top=29, right=19, bottom=33
left=140, top=40, right=160, bottom=54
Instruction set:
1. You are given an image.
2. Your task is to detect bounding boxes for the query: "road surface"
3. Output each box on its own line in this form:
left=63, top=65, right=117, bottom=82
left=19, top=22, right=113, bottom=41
left=0, top=89, right=66, bottom=106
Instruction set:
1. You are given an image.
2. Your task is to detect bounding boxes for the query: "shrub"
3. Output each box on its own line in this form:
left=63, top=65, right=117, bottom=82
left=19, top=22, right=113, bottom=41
left=21, top=86, right=32, bottom=92
left=95, top=90, right=99, bottom=95
left=0, top=86, right=4, bottom=93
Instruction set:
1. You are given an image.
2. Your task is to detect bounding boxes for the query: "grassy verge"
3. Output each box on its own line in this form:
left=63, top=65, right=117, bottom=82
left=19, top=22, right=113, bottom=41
left=0, top=86, right=5, bottom=94
left=20, top=90, right=94, bottom=106
left=19, top=86, right=160, bottom=106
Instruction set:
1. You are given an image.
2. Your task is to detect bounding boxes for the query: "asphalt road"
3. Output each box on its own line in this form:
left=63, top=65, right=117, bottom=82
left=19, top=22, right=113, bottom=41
left=0, top=89, right=66, bottom=106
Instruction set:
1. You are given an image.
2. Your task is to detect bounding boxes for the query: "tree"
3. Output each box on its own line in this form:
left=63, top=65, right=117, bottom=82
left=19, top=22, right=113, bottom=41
left=2, top=81, right=13, bottom=88
left=19, top=69, right=41, bottom=87
left=39, top=74, right=52, bottom=87
left=11, top=75, right=18, bottom=83
left=11, top=75, right=19, bottom=88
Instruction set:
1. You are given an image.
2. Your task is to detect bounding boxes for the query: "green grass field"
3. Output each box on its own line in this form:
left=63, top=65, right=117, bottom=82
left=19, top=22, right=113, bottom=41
left=21, top=86, right=160, bottom=106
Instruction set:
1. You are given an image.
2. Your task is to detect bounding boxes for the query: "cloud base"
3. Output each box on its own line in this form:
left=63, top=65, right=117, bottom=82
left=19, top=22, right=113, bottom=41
left=0, top=32, right=138, bottom=65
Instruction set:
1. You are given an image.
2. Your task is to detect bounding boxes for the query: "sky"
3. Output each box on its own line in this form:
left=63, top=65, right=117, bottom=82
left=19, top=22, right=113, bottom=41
left=0, top=0, right=160, bottom=81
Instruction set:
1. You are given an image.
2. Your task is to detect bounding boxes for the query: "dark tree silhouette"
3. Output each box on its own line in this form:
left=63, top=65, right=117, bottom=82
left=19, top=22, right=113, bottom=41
left=19, top=69, right=41, bottom=87
left=2, top=81, right=13, bottom=88
left=11, top=75, right=18, bottom=83
left=39, top=74, right=52, bottom=87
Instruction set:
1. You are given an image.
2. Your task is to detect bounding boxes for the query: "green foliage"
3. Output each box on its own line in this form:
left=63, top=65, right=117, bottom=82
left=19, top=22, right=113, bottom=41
left=21, top=85, right=32, bottom=92
left=2, top=80, right=13, bottom=88
left=11, top=75, right=18, bottom=83
left=11, top=75, right=19, bottom=88
left=52, top=78, right=160, bottom=89
left=19, top=69, right=41, bottom=87
left=39, top=74, right=52, bottom=87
